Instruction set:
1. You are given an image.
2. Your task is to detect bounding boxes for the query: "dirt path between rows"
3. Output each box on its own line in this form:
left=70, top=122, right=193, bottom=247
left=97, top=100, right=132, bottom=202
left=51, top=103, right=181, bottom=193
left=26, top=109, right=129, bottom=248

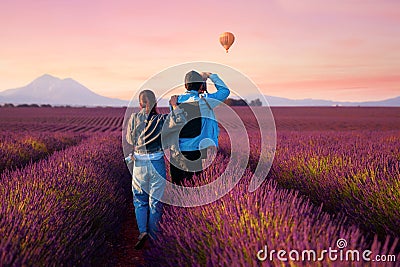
left=109, top=204, right=147, bottom=267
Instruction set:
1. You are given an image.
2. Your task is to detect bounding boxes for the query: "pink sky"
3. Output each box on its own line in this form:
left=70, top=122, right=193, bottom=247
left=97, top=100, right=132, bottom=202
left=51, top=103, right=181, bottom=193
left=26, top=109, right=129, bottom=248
left=1, top=0, right=399, bottom=101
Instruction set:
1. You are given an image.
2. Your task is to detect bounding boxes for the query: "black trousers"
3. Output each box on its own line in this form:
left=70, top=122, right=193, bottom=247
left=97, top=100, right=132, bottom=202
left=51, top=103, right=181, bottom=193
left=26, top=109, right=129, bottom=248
left=170, top=150, right=203, bottom=185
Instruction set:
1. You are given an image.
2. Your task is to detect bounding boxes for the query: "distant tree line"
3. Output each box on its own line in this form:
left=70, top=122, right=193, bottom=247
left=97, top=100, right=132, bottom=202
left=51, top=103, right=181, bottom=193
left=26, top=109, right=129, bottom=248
left=249, top=98, right=262, bottom=106
left=224, top=98, right=248, bottom=106
left=1, top=99, right=263, bottom=108
left=223, top=98, right=262, bottom=107
left=0, top=104, right=119, bottom=108
left=0, top=103, right=53, bottom=108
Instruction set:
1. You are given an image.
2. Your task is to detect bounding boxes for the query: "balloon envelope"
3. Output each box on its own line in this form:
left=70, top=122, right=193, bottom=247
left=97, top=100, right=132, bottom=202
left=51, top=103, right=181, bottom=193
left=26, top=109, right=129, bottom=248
left=219, top=32, right=235, bottom=53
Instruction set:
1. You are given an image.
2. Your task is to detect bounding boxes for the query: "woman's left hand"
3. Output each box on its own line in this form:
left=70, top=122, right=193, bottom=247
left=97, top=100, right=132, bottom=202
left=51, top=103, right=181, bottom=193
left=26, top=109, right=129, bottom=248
left=169, top=95, right=179, bottom=108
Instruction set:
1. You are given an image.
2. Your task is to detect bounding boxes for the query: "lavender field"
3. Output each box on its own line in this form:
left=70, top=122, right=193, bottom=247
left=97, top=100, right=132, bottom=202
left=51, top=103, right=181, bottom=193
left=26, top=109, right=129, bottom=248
left=1, top=106, right=399, bottom=266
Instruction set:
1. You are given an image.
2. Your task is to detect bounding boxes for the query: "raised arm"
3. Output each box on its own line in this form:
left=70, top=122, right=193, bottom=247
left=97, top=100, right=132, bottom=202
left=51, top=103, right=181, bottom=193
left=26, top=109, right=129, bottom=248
left=160, top=96, right=187, bottom=150
left=202, top=73, right=230, bottom=108
left=164, top=95, right=187, bottom=130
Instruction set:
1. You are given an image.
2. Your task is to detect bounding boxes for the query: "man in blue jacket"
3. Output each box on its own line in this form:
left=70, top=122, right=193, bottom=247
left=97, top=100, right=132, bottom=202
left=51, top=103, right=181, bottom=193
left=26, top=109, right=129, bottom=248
left=170, top=70, right=230, bottom=185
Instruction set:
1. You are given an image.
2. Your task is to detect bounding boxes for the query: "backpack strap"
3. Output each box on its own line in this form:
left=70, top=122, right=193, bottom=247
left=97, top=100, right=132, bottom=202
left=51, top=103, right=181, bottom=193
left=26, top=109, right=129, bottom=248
left=200, top=96, right=212, bottom=110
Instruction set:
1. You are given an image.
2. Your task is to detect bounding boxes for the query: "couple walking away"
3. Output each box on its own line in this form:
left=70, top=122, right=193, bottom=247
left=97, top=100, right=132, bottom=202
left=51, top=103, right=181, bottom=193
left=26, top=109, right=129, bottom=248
left=125, top=70, right=230, bottom=249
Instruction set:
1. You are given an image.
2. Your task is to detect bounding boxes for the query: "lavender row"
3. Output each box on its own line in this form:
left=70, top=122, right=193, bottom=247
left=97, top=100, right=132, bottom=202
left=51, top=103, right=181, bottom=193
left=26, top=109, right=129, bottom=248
left=271, top=130, right=400, bottom=237
left=0, top=133, right=132, bottom=266
left=146, top=155, right=399, bottom=266
left=0, top=132, right=85, bottom=173
left=218, top=129, right=399, bottom=237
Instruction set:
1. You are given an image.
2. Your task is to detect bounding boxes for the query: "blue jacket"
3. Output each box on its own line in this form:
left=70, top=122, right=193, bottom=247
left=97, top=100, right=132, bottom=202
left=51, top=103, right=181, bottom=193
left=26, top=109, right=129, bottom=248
left=177, top=74, right=230, bottom=151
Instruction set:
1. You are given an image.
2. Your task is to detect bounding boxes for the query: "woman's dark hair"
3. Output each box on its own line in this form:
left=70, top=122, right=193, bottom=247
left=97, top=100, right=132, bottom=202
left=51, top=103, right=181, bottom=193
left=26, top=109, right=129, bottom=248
left=139, top=89, right=158, bottom=115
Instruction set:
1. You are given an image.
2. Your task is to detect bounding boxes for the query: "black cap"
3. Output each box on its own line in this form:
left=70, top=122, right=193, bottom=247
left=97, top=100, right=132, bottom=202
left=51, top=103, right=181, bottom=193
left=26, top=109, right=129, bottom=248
left=185, top=70, right=203, bottom=91
left=185, top=70, right=203, bottom=83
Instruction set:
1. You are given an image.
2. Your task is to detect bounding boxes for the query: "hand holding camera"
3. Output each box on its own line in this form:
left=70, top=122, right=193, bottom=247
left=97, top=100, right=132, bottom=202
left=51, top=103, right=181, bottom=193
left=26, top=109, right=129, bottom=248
left=201, top=72, right=212, bottom=80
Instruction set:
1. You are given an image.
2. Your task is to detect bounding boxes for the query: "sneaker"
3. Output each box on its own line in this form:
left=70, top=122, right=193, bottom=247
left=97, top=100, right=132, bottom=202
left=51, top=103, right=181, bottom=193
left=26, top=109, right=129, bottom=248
left=134, top=232, right=149, bottom=250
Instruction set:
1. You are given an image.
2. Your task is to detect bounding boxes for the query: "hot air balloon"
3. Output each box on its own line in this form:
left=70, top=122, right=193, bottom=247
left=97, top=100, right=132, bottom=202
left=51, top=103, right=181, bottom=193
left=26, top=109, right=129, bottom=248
left=219, top=32, right=235, bottom=53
